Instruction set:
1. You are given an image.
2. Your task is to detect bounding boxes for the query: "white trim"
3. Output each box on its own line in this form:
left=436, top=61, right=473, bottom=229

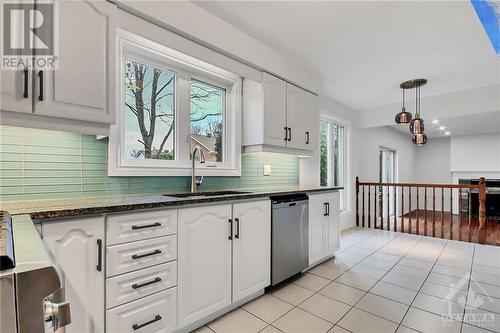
left=320, top=112, right=350, bottom=212
left=108, top=30, right=241, bottom=176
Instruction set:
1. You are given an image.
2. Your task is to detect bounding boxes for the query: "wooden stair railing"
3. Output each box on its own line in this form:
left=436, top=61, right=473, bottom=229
left=355, top=177, right=490, bottom=244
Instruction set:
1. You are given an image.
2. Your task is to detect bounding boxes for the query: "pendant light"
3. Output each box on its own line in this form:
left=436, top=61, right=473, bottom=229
left=409, top=81, right=424, bottom=135
left=412, top=133, right=428, bottom=146
left=395, top=88, right=412, bottom=124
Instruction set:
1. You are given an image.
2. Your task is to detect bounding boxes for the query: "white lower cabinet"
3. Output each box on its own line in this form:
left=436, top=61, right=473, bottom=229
left=107, top=288, right=177, bottom=333
left=43, top=217, right=105, bottom=333
left=308, top=191, right=340, bottom=266
left=178, top=204, right=233, bottom=328
left=232, top=200, right=271, bottom=302
left=178, top=199, right=271, bottom=329
left=106, top=261, right=177, bottom=309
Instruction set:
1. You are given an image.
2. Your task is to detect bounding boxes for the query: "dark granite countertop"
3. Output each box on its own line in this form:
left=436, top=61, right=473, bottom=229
left=1, top=186, right=342, bottom=220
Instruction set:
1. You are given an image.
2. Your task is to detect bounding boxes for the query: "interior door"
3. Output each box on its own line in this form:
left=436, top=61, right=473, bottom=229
left=263, top=73, right=287, bottom=147
left=379, top=148, right=396, bottom=223
left=232, top=200, right=271, bottom=302
left=177, top=204, right=232, bottom=328
left=35, top=0, right=115, bottom=123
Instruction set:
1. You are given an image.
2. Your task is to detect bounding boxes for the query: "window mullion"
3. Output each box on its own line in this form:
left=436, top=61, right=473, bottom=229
left=177, top=72, right=191, bottom=164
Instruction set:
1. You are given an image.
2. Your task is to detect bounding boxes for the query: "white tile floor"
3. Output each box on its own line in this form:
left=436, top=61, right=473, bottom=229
left=193, top=227, right=500, bottom=333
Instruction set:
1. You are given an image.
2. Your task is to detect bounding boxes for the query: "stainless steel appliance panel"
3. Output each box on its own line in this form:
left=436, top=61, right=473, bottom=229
left=271, top=196, right=308, bottom=286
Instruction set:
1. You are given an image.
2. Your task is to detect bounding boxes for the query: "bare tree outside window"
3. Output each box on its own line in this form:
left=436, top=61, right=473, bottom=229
left=124, top=59, right=175, bottom=160
left=124, top=60, right=225, bottom=163
left=190, top=80, right=225, bottom=162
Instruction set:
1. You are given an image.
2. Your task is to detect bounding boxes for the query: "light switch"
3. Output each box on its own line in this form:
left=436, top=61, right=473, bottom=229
left=263, top=164, right=272, bottom=176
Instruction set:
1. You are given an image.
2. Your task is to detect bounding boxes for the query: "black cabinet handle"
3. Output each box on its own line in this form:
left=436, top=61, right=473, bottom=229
left=131, top=222, right=161, bottom=230
left=284, top=127, right=288, bottom=141
left=38, top=70, right=43, bottom=101
left=131, top=249, right=161, bottom=260
left=235, top=218, right=240, bottom=239
left=132, top=277, right=162, bottom=289
left=306, top=131, right=310, bottom=144
left=323, top=203, right=329, bottom=216
left=96, top=239, right=102, bottom=272
left=288, top=128, right=292, bottom=141
left=228, top=219, right=233, bottom=240
left=23, top=68, right=28, bottom=98
left=132, top=315, right=162, bottom=330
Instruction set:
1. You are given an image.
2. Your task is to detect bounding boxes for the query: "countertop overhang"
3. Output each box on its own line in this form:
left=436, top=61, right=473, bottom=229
left=1, top=187, right=342, bottom=220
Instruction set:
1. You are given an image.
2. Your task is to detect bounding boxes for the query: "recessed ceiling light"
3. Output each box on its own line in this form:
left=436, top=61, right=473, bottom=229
left=445, top=131, right=451, bottom=135
left=439, top=126, right=446, bottom=131
left=432, top=120, right=439, bottom=124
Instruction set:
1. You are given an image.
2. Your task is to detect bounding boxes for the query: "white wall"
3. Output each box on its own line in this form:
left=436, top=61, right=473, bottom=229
left=115, top=0, right=320, bottom=93
left=450, top=133, right=500, bottom=173
left=415, top=137, right=451, bottom=184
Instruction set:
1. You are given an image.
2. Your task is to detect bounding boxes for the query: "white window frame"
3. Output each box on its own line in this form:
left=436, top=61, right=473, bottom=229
left=320, top=113, right=348, bottom=211
left=109, top=30, right=241, bottom=176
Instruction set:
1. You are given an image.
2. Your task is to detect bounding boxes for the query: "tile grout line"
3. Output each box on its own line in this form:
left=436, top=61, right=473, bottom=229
left=330, top=233, right=428, bottom=332
left=394, top=238, right=450, bottom=332
left=270, top=229, right=394, bottom=332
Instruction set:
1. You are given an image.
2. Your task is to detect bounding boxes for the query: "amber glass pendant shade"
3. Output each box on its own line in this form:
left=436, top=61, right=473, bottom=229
left=395, top=107, right=412, bottom=124
left=409, top=117, right=424, bottom=135
left=412, top=133, right=428, bottom=145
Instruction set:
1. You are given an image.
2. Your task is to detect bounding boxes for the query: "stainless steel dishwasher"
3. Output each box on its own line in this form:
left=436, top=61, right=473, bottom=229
left=271, top=194, right=309, bottom=286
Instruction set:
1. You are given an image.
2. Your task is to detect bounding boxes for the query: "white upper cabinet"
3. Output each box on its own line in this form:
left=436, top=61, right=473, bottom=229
left=35, top=0, right=116, bottom=123
left=243, top=73, right=318, bottom=154
left=308, top=191, right=340, bottom=266
left=0, top=69, right=33, bottom=114
left=232, top=200, right=271, bottom=302
left=0, top=0, right=116, bottom=126
left=286, top=83, right=310, bottom=150
left=43, top=217, right=105, bottom=333
left=263, top=73, right=288, bottom=147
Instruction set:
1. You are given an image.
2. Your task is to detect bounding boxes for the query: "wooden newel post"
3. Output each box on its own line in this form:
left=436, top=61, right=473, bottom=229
left=478, top=177, right=487, bottom=244
left=356, top=177, right=360, bottom=227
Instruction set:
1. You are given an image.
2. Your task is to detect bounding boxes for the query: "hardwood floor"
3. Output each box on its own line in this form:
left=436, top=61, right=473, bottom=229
left=374, top=210, right=500, bottom=246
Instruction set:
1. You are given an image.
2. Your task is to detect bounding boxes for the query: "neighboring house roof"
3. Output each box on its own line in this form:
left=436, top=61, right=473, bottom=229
left=191, top=134, right=216, bottom=152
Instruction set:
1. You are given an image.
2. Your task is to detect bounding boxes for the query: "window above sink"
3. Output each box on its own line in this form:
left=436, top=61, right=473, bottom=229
left=108, top=30, right=242, bottom=177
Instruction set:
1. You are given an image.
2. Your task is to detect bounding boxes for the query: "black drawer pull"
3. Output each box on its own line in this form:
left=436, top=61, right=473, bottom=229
left=23, top=68, right=28, bottom=98
left=131, top=249, right=162, bottom=260
left=132, top=315, right=162, bottom=330
left=132, top=277, right=162, bottom=289
left=38, top=70, right=43, bottom=101
left=131, top=222, right=161, bottom=230
left=96, top=239, right=103, bottom=272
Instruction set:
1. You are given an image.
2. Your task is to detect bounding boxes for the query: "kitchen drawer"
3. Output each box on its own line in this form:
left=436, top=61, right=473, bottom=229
left=107, top=209, right=177, bottom=246
left=107, top=287, right=177, bottom=333
left=107, top=235, right=177, bottom=277
left=107, top=261, right=177, bottom=309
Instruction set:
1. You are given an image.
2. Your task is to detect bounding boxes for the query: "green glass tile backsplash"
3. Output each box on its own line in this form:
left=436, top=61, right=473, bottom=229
left=0, top=126, right=299, bottom=201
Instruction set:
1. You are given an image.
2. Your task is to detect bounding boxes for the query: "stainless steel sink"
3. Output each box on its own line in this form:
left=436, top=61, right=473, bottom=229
left=163, top=190, right=249, bottom=199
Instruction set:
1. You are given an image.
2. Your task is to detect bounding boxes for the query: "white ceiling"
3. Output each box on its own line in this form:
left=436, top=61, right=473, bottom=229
left=194, top=1, right=500, bottom=110
left=391, top=111, right=500, bottom=138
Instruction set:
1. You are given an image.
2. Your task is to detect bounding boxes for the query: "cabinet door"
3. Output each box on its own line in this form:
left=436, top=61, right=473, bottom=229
left=232, top=200, right=271, bottom=302
left=43, top=217, right=105, bottom=333
left=0, top=69, right=32, bottom=113
left=178, top=204, right=232, bottom=328
left=304, top=92, right=319, bottom=149
left=263, top=73, right=287, bottom=147
left=326, top=192, right=341, bottom=256
left=286, top=83, right=308, bottom=150
left=308, top=193, right=328, bottom=265
left=35, top=0, right=115, bottom=123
